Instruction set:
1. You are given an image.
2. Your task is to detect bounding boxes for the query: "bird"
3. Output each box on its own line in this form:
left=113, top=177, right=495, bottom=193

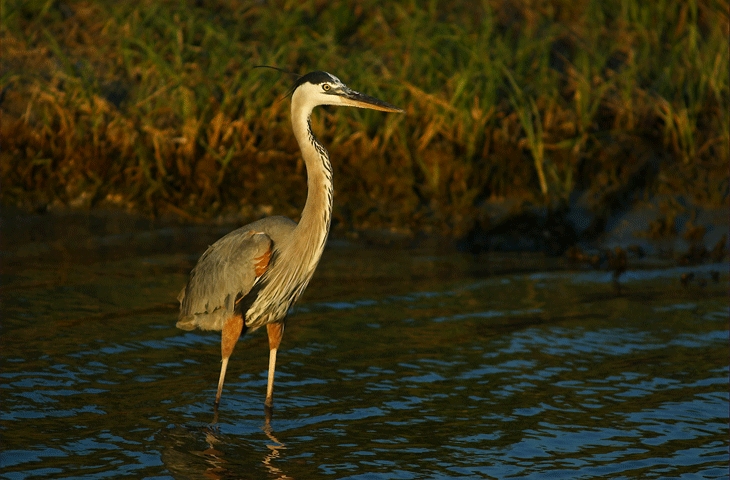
left=176, top=71, right=403, bottom=411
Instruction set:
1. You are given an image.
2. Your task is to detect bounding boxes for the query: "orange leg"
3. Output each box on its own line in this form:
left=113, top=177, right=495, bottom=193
left=265, top=322, right=285, bottom=408
left=215, top=315, right=244, bottom=408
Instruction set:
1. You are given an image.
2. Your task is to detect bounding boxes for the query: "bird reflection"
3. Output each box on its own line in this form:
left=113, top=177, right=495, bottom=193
left=195, top=408, right=292, bottom=480
left=200, top=430, right=227, bottom=479
left=261, top=414, right=292, bottom=480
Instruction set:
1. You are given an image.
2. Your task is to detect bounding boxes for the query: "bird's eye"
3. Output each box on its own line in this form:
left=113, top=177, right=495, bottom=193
left=322, top=84, right=331, bottom=91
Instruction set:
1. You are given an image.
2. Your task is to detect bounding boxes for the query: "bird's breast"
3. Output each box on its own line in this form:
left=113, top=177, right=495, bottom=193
left=243, top=255, right=317, bottom=330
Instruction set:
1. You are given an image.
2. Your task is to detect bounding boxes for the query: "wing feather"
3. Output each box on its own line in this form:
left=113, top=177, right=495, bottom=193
left=176, top=229, right=272, bottom=331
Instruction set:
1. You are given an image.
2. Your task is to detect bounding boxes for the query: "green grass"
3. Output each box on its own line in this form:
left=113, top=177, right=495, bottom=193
left=1, top=0, right=728, bottom=235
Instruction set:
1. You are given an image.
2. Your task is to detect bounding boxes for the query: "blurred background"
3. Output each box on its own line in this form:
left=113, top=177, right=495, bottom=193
left=1, top=0, right=728, bottom=252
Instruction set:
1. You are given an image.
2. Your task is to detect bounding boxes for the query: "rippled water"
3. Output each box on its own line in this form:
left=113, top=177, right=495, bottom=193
left=1, top=211, right=728, bottom=479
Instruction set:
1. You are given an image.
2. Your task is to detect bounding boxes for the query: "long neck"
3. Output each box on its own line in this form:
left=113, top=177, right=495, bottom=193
left=291, top=101, right=333, bottom=268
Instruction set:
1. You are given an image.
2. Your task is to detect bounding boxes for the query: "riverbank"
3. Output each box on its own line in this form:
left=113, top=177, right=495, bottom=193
left=1, top=0, right=728, bottom=237
left=2, top=194, right=726, bottom=277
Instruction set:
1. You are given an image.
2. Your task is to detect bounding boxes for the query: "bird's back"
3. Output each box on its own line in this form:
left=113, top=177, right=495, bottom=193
left=177, top=216, right=296, bottom=332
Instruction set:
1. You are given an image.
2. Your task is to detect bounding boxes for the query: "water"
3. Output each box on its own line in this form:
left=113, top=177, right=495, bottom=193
left=1, top=211, right=728, bottom=479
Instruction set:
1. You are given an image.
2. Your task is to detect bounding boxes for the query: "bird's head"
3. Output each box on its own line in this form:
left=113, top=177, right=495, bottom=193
left=291, top=71, right=403, bottom=113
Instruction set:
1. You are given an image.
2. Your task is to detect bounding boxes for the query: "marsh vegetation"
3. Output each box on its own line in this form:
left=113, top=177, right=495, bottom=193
left=1, top=0, right=727, bottom=237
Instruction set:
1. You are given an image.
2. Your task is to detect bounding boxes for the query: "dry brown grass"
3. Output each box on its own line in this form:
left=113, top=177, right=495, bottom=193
left=1, top=0, right=727, bottom=236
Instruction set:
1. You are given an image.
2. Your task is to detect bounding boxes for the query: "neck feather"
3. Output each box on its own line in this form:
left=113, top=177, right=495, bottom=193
left=290, top=99, right=333, bottom=268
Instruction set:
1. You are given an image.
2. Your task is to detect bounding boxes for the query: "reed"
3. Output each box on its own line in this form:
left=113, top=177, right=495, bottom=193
left=1, top=0, right=727, bottom=235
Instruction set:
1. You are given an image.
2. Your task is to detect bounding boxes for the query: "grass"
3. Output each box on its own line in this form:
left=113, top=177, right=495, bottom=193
left=1, top=0, right=728, bottom=237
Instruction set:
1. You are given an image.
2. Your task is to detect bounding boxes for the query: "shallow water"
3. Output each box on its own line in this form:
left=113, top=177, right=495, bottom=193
left=1, top=211, right=728, bottom=479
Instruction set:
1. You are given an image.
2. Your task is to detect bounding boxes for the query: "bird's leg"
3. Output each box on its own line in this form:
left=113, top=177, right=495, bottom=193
left=265, top=322, right=285, bottom=409
left=215, top=315, right=244, bottom=409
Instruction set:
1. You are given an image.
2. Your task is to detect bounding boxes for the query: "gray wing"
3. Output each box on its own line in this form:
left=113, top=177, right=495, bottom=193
left=176, top=228, right=273, bottom=332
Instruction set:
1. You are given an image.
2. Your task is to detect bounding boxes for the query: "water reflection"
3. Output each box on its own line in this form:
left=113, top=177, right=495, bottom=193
left=261, top=421, right=293, bottom=480
left=159, top=410, right=293, bottom=479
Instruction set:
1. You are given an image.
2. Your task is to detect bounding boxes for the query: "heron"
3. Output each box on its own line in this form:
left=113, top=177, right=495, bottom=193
left=176, top=71, right=403, bottom=410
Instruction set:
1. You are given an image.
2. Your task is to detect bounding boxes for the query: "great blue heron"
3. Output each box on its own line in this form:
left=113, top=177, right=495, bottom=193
left=177, top=71, right=403, bottom=410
